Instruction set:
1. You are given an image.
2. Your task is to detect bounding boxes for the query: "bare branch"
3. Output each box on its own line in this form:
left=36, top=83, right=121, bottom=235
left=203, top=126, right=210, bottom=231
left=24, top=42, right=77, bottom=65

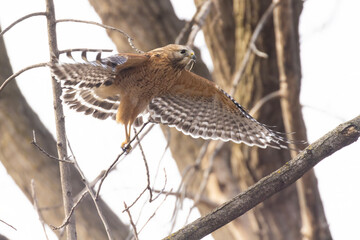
left=123, top=202, right=139, bottom=240
left=0, top=219, right=17, bottom=231
left=185, top=141, right=223, bottom=224
left=152, top=189, right=218, bottom=209
left=31, top=130, right=73, bottom=163
left=56, top=19, right=143, bottom=53
left=31, top=180, right=50, bottom=240
left=137, top=189, right=172, bottom=235
left=164, top=115, right=360, bottom=240
left=152, top=129, right=170, bottom=188
left=51, top=191, right=87, bottom=231
left=135, top=129, right=153, bottom=202
left=151, top=169, right=168, bottom=202
left=0, top=62, right=48, bottom=93
left=122, top=188, right=147, bottom=213
left=96, top=121, right=151, bottom=199
left=66, top=139, right=114, bottom=240
left=0, top=12, right=47, bottom=38
left=230, top=2, right=278, bottom=95
left=45, top=0, right=76, bottom=238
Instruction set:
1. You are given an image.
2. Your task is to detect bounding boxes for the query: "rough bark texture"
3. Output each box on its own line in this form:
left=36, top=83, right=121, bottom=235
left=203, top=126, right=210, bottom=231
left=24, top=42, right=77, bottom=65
left=165, top=115, right=360, bottom=240
left=0, top=27, right=129, bottom=240
left=87, top=0, right=331, bottom=239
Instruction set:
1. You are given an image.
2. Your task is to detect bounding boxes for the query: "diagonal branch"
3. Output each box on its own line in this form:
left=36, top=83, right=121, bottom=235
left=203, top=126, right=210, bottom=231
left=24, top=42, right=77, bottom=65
left=56, top=19, right=142, bottom=53
left=165, top=115, right=360, bottom=240
left=0, top=63, right=48, bottom=93
left=0, top=12, right=47, bottom=38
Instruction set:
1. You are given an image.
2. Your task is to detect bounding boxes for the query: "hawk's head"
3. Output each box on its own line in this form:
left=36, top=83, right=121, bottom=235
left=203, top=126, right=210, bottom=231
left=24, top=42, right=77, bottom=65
left=150, top=44, right=196, bottom=70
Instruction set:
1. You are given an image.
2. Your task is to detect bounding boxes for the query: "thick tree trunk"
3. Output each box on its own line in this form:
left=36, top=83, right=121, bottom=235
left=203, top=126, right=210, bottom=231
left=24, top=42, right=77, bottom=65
left=0, top=27, right=129, bottom=240
left=88, top=0, right=331, bottom=239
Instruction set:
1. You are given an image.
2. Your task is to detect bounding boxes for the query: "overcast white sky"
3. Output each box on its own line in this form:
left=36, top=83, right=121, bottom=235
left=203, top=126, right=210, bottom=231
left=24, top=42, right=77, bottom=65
left=0, top=0, right=359, bottom=239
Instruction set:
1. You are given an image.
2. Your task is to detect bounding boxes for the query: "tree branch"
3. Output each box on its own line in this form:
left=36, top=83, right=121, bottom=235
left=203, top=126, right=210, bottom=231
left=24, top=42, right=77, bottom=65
left=56, top=18, right=142, bottom=53
left=164, top=115, right=360, bottom=240
left=0, top=63, right=48, bottom=93
left=45, top=0, right=76, bottom=239
left=0, top=12, right=47, bottom=38
left=230, top=2, right=278, bottom=95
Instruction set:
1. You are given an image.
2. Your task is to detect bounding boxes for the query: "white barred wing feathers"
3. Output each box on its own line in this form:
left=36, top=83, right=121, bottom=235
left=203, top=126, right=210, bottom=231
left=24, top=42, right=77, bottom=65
left=51, top=54, right=148, bottom=120
left=148, top=71, right=288, bottom=149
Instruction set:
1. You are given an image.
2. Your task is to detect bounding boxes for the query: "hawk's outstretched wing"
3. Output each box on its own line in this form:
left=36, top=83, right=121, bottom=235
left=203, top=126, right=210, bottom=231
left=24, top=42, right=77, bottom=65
left=51, top=54, right=149, bottom=120
left=148, top=71, right=288, bottom=149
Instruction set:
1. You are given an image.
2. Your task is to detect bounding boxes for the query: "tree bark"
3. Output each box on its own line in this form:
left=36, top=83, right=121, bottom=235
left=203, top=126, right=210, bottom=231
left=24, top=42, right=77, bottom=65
left=88, top=0, right=331, bottom=239
left=0, top=26, right=130, bottom=240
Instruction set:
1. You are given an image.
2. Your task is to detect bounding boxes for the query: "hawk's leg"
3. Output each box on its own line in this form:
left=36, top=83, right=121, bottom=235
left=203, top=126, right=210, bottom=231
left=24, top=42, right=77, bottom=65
left=121, top=123, right=132, bottom=153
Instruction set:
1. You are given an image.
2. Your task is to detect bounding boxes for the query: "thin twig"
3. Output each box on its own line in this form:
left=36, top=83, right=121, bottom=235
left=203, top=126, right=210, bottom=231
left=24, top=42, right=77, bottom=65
left=31, top=180, right=50, bottom=240
left=66, top=138, right=114, bottom=240
left=230, top=2, right=279, bottom=95
left=135, top=129, right=153, bottom=202
left=0, top=12, right=47, bottom=38
left=151, top=169, right=168, bottom=202
left=169, top=140, right=209, bottom=232
left=152, top=189, right=218, bottom=208
left=31, top=130, right=73, bottom=163
left=137, top=188, right=173, bottom=235
left=96, top=121, right=151, bottom=199
left=124, top=202, right=139, bottom=240
left=51, top=191, right=87, bottom=231
left=172, top=141, right=211, bottom=221
left=0, top=62, right=48, bottom=93
left=152, top=129, right=171, bottom=189
left=122, top=188, right=147, bottom=213
left=56, top=19, right=143, bottom=53
left=0, top=219, right=17, bottom=231
left=185, top=141, right=223, bottom=224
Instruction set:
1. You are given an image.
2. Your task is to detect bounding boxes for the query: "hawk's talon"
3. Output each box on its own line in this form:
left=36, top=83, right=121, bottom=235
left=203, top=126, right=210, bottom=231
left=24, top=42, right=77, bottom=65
left=121, top=142, right=132, bottom=153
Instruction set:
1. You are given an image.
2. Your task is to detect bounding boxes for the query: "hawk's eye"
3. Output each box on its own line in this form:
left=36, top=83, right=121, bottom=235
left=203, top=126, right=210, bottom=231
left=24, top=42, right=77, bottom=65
left=180, top=49, right=187, bottom=54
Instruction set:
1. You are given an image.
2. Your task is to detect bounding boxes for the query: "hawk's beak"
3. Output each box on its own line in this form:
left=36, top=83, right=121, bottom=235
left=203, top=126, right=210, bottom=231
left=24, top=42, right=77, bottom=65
left=190, top=52, right=196, bottom=62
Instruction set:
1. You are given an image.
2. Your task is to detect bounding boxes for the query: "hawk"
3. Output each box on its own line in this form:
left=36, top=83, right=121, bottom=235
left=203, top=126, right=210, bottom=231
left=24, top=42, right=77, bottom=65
left=51, top=44, right=288, bottom=151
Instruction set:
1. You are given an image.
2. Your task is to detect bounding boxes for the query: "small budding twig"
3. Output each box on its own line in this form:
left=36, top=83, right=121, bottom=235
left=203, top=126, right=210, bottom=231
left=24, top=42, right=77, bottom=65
left=122, top=188, right=147, bottom=213
left=51, top=191, right=87, bottom=231
left=56, top=19, right=143, bottom=54
left=123, top=202, right=139, bottom=240
left=137, top=189, right=173, bottom=235
left=185, top=141, right=223, bottom=224
left=151, top=169, right=168, bottom=202
left=66, top=138, right=114, bottom=240
left=31, top=130, right=73, bottom=163
left=135, top=129, right=153, bottom=202
left=0, top=63, right=48, bottom=93
left=0, top=12, right=47, bottom=38
left=31, top=179, right=50, bottom=240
